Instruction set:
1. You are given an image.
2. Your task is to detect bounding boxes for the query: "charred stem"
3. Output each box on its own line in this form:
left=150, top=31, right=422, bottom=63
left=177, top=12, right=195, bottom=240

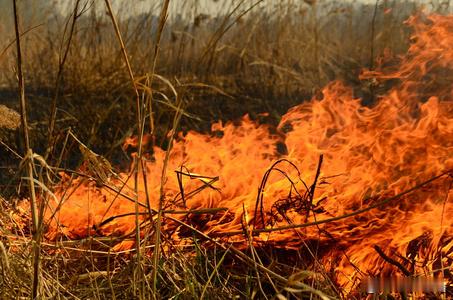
left=373, top=245, right=412, bottom=276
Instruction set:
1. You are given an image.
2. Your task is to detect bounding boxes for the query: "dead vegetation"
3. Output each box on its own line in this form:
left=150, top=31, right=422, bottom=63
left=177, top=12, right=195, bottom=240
left=0, top=105, right=20, bottom=131
left=0, top=0, right=452, bottom=299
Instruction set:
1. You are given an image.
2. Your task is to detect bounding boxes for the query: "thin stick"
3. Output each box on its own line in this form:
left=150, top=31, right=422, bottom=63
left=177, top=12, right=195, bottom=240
left=220, top=170, right=451, bottom=236
left=306, top=154, right=323, bottom=221
left=96, top=207, right=228, bottom=229
left=373, top=245, right=411, bottom=276
left=253, top=159, right=308, bottom=228
left=438, top=180, right=452, bottom=283
left=12, top=0, right=40, bottom=297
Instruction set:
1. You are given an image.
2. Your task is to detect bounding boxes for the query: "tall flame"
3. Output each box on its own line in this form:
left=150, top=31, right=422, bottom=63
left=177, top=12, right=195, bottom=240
left=45, top=14, right=452, bottom=291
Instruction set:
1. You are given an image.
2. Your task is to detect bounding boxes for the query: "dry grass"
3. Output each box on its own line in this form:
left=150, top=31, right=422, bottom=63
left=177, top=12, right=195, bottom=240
left=0, top=195, right=339, bottom=299
left=0, top=0, right=451, bottom=299
left=0, top=105, right=20, bottom=130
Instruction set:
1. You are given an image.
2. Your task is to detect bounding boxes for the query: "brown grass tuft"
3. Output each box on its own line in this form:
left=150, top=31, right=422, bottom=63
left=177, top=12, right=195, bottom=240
left=0, top=105, right=20, bottom=130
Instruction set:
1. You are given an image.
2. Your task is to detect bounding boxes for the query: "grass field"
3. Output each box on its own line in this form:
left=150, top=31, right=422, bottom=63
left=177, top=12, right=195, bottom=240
left=0, top=0, right=452, bottom=299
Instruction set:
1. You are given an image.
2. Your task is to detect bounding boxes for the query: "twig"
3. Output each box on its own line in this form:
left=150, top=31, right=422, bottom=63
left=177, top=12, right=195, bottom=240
left=176, top=166, right=187, bottom=207
left=373, top=245, right=411, bottom=276
left=438, top=180, right=452, bottom=281
left=222, top=170, right=452, bottom=236
left=306, top=154, right=323, bottom=221
left=174, top=167, right=220, bottom=206
left=253, top=159, right=308, bottom=228
left=162, top=207, right=228, bottom=215
left=95, top=207, right=228, bottom=229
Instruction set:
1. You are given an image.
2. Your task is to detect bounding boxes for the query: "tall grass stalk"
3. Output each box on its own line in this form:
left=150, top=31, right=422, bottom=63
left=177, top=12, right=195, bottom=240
left=46, top=0, right=82, bottom=160
left=12, top=0, right=40, bottom=297
left=103, top=0, right=145, bottom=296
left=147, top=1, right=172, bottom=297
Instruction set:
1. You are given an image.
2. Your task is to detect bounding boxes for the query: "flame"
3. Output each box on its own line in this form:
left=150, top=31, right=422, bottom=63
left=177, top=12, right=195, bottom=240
left=42, top=14, right=452, bottom=292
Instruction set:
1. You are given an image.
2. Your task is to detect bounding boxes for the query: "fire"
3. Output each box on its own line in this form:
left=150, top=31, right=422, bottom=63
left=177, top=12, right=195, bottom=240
left=42, top=14, right=452, bottom=292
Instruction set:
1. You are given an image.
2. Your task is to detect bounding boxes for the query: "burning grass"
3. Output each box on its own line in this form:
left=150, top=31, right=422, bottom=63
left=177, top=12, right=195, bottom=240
left=1, top=1, right=453, bottom=299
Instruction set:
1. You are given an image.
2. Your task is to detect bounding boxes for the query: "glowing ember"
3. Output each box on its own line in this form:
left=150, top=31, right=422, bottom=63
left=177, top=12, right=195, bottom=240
left=41, top=14, right=452, bottom=292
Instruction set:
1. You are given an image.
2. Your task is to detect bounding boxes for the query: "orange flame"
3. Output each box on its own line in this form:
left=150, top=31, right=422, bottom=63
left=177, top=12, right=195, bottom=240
left=43, top=14, right=452, bottom=292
